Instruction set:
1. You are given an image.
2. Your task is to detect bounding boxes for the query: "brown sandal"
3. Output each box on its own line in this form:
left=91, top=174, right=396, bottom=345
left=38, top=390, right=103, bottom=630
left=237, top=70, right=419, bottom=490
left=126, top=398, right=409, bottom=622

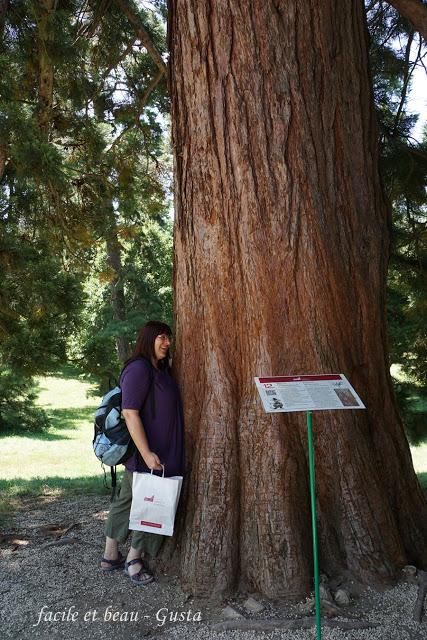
left=100, top=553, right=125, bottom=571
left=124, top=559, right=154, bottom=585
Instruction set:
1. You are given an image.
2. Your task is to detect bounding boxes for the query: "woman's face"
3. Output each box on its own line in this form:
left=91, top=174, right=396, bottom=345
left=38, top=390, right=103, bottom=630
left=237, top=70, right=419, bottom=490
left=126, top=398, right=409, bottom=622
left=153, top=333, right=172, bottom=361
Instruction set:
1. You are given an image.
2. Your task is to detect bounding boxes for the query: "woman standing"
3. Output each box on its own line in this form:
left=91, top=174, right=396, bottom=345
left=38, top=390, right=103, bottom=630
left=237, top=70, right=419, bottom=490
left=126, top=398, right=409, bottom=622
left=100, top=320, right=185, bottom=585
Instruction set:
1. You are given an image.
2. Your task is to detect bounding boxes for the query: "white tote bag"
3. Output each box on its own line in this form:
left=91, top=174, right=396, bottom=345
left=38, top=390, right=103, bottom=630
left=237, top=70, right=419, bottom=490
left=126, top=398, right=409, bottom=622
left=129, top=468, right=183, bottom=537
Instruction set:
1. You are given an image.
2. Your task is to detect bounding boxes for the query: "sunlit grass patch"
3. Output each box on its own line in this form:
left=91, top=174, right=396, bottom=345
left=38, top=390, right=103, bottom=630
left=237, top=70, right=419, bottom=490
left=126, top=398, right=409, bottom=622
left=0, top=370, right=113, bottom=524
left=411, top=442, right=427, bottom=475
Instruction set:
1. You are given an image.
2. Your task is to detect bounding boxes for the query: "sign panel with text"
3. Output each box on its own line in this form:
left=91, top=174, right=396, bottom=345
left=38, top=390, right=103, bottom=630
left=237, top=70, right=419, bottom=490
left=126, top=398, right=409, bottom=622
left=254, top=374, right=365, bottom=413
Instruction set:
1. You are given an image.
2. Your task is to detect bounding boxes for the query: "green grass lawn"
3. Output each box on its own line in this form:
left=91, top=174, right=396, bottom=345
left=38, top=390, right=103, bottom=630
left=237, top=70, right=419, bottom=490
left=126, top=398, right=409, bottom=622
left=2, top=371, right=101, bottom=480
left=0, top=369, right=426, bottom=526
left=0, top=369, right=121, bottom=524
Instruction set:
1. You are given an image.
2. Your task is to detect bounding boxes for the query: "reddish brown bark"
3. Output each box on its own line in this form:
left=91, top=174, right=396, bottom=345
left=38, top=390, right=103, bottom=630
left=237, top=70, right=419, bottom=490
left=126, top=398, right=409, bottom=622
left=168, top=0, right=427, bottom=599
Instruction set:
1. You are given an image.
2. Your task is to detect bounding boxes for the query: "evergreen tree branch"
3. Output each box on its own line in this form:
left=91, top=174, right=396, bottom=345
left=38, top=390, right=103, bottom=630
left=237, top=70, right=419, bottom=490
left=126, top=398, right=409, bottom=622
left=74, top=0, right=90, bottom=35
left=392, top=29, right=416, bottom=135
left=379, top=18, right=400, bottom=47
left=86, top=36, right=138, bottom=107
left=76, top=0, right=112, bottom=39
left=386, top=0, right=427, bottom=41
left=112, top=0, right=167, bottom=76
left=105, top=69, right=164, bottom=154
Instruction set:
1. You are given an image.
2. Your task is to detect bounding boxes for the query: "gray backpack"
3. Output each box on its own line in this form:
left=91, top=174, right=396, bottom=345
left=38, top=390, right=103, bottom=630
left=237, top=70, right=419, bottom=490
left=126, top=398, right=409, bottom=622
left=92, top=358, right=154, bottom=496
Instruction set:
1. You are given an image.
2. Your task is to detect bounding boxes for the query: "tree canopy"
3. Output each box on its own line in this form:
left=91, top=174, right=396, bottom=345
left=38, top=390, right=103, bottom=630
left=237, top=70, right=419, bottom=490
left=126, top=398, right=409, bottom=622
left=0, top=0, right=425, bottom=446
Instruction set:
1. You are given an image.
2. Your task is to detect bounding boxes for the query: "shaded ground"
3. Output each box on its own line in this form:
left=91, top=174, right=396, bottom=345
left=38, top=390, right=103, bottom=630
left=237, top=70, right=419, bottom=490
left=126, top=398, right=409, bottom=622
left=1, top=495, right=426, bottom=640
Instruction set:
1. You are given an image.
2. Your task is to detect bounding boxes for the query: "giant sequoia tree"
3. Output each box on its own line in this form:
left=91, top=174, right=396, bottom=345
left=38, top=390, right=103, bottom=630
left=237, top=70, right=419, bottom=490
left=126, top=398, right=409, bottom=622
left=168, top=0, right=427, bottom=599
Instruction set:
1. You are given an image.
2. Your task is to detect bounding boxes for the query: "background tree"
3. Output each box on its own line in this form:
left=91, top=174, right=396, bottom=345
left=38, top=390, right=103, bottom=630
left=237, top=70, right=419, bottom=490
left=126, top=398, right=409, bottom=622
left=367, top=1, right=427, bottom=443
left=0, top=0, right=172, bottom=426
left=168, top=0, right=427, bottom=599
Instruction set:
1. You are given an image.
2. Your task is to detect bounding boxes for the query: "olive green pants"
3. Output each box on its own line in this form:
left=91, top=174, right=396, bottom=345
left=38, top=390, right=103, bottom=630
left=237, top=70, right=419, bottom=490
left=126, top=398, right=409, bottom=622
left=104, top=469, right=165, bottom=556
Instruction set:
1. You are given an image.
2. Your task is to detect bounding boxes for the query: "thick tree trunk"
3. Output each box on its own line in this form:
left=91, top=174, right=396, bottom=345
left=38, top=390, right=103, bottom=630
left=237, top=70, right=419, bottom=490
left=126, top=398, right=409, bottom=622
left=168, top=0, right=427, bottom=599
left=105, top=208, right=130, bottom=363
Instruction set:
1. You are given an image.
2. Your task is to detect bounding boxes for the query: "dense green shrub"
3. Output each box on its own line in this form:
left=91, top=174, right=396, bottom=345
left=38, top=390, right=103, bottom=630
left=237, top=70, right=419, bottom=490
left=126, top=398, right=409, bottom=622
left=0, top=367, right=49, bottom=433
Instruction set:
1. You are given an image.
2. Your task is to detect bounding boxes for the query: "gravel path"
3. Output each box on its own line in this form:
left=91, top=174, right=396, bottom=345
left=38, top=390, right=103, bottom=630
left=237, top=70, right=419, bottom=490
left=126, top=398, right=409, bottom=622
left=0, top=495, right=425, bottom=640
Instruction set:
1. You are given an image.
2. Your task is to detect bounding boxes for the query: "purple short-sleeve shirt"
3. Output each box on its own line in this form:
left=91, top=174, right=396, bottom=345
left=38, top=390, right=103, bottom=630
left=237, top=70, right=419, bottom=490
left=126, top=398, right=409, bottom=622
left=120, top=358, right=185, bottom=477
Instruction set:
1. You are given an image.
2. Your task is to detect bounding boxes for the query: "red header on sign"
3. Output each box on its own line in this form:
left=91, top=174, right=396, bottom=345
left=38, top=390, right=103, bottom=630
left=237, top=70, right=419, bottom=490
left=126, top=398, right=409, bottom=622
left=258, top=374, right=342, bottom=383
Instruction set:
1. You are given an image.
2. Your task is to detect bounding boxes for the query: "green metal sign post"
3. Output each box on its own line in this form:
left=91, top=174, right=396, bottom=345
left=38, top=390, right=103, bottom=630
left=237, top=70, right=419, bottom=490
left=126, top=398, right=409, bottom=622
left=254, top=374, right=366, bottom=640
left=306, top=410, right=322, bottom=640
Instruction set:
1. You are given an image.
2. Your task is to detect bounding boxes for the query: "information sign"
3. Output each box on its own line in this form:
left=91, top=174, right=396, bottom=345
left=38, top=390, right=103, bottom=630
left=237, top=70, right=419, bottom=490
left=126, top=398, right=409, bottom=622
left=254, top=373, right=365, bottom=413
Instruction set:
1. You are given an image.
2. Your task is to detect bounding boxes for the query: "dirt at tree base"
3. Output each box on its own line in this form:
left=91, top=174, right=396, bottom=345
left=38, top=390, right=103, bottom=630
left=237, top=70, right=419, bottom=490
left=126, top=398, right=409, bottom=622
left=0, top=495, right=425, bottom=640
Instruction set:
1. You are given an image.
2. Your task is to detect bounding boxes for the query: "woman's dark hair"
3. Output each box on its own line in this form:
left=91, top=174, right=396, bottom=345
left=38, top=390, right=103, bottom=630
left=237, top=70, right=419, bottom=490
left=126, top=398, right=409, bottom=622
left=128, top=320, right=172, bottom=369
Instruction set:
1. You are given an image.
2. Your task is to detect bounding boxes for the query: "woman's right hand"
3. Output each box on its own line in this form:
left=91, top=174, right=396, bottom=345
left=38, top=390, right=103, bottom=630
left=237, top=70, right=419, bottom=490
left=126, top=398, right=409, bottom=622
left=143, top=450, right=163, bottom=471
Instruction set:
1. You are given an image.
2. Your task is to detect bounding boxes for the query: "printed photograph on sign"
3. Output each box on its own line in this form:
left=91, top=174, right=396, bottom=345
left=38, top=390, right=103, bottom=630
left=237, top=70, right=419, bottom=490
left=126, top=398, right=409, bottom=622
left=334, top=388, right=359, bottom=407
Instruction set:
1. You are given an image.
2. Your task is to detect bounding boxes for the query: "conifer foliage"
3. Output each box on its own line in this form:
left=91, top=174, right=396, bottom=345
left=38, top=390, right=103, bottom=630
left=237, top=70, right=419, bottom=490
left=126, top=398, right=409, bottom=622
left=0, top=0, right=425, bottom=442
left=0, top=0, right=171, bottom=429
left=367, top=1, right=427, bottom=443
